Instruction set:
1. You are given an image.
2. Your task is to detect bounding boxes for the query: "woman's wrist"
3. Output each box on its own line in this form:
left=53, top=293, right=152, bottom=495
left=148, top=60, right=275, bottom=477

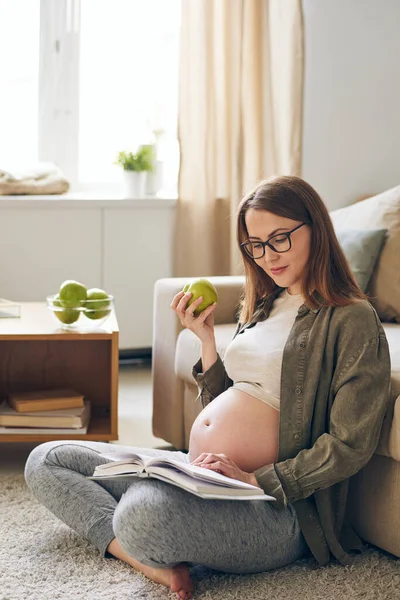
left=248, top=472, right=261, bottom=488
left=201, top=336, right=218, bottom=372
left=200, top=331, right=216, bottom=345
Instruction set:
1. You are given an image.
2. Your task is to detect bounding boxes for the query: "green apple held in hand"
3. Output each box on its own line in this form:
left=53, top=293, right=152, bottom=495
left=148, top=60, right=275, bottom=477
left=84, top=288, right=111, bottom=320
left=59, top=280, right=87, bottom=308
left=53, top=294, right=80, bottom=324
left=182, top=278, right=218, bottom=316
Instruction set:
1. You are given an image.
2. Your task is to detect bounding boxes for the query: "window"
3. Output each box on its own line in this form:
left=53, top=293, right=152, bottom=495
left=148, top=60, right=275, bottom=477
left=79, top=0, right=181, bottom=192
left=0, top=0, right=40, bottom=167
left=1, top=0, right=181, bottom=195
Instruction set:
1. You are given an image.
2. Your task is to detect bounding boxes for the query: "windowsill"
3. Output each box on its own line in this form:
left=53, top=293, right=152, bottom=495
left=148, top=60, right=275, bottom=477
left=0, top=191, right=178, bottom=209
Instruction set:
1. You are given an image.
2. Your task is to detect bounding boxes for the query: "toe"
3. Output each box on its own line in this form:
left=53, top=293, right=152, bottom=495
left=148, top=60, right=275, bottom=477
left=177, top=592, right=192, bottom=600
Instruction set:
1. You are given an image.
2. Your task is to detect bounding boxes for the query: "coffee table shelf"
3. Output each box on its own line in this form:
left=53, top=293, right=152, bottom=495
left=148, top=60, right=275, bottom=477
left=0, top=303, right=119, bottom=443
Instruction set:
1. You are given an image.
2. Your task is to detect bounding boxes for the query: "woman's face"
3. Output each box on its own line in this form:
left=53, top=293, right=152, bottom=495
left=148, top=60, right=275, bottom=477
left=244, top=209, right=312, bottom=295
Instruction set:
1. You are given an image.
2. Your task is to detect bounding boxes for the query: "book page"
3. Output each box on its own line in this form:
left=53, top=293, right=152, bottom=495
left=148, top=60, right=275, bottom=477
left=98, top=452, right=262, bottom=491
left=143, top=455, right=253, bottom=488
left=140, top=468, right=275, bottom=500
left=94, top=464, right=145, bottom=476
left=97, top=452, right=147, bottom=468
left=100, top=451, right=259, bottom=490
left=100, top=451, right=185, bottom=469
left=148, top=466, right=259, bottom=494
left=99, top=451, right=179, bottom=469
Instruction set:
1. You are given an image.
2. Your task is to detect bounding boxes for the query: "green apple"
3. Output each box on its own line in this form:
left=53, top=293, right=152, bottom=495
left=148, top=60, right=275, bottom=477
left=59, top=280, right=87, bottom=308
left=182, top=278, right=218, bottom=316
left=53, top=294, right=80, bottom=324
left=84, top=288, right=111, bottom=320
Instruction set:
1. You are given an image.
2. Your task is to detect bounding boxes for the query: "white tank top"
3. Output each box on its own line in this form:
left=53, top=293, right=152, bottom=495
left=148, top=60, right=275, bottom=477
left=223, top=289, right=305, bottom=411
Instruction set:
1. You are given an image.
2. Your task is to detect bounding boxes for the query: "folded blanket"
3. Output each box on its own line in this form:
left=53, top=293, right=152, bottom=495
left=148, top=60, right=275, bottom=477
left=0, top=162, right=70, bottom=195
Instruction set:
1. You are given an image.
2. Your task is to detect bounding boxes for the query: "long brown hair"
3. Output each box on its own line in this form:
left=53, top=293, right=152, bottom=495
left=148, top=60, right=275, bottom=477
left=237, top=175, right=368, bottom=323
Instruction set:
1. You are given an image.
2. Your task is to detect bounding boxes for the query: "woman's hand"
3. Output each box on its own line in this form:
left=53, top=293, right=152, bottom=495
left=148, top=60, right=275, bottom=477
left=170, top=291, right=217, bottom=343
left=190, top=453, right=261, bottom=488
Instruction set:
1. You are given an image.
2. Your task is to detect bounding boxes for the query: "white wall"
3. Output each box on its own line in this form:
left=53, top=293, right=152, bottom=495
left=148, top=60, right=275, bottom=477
left=302, top=0, right=400, bottom=210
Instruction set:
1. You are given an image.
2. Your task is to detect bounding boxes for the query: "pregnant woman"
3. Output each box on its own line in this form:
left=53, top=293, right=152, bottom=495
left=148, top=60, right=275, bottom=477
left=25, top=176, right=391, bottom=600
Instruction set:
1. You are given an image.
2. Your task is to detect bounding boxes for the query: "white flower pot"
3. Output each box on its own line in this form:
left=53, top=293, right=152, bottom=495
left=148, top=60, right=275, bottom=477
left=123, top=171, right=146, bottom=198
left=145, top=160, right=164, bottom=196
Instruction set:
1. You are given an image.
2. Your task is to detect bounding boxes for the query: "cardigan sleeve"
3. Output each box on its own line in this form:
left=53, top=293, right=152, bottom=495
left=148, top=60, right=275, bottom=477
left=192, top=353, right=233, bottom=408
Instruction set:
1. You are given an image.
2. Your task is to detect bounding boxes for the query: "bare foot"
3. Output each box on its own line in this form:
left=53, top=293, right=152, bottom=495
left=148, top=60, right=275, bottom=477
left=106, top=538, right=194, bottom=598
left=130, top=558, right=194, bottom=599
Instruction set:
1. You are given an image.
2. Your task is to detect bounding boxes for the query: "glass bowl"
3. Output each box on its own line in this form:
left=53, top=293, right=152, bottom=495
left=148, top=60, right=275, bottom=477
left=47, top=294, right=114, bottom=331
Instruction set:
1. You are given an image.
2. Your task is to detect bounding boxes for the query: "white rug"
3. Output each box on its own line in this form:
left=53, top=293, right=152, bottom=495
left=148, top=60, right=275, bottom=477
left=2, top=474, right=400, bottom=600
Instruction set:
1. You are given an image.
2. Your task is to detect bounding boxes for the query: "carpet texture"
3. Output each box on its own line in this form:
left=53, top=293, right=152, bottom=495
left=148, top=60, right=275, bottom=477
left=1, top=474, right=400, bottom=600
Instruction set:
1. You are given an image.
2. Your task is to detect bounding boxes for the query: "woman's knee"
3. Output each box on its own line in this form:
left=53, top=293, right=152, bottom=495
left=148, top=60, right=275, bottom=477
left=24, top=441, right=81, bottom=492
left=113, top=481, right=182, bottom=563
left=24, top=441, right=60, bottom=488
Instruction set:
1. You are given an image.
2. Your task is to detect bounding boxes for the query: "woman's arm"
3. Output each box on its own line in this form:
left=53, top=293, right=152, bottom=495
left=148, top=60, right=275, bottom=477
left=191, top=323, right=241, bottom=407
left=192, top=350, right=233, bottom=408
left=201, top=337, right=218, bottom=372
left=254, top=329, right=391, bottom=509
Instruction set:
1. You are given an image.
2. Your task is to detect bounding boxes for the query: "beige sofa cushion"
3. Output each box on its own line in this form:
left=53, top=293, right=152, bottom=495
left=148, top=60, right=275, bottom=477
left=376, top=324, right=400, bottom=461
left=175, top=323, right=236, bottom=385
left=388, top=396, right=400, bottom=462
left=383, top=324, right=400, bottom=398
left=383, top=324, right=400, bottom=460
left=330, top=185, right=400, bottom=323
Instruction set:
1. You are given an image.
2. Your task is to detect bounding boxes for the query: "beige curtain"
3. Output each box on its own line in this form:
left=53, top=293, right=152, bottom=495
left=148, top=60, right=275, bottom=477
left=175, top=0, right=304, bottom=277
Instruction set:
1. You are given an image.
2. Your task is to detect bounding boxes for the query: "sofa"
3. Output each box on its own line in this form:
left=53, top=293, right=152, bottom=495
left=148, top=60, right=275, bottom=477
left=152, top=185, right=400, bottom=558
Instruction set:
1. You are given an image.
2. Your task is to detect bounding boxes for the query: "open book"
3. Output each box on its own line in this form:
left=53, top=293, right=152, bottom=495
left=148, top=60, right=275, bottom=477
left=88, top=452, right=276, bottom=502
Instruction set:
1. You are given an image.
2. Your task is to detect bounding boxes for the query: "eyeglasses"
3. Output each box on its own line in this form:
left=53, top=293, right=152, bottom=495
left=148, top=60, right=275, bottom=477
left=241, top=223, right=306, bottom=259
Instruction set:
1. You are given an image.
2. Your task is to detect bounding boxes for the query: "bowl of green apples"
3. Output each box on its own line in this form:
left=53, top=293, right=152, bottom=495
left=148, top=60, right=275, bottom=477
left=47, top=280, right=114, bottom=331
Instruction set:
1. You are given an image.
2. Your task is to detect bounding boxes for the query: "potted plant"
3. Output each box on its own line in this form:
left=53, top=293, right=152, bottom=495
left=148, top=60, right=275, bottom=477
left=143, top=128, right=165, bottom=195
left=114, top=146, right=153, bottom=198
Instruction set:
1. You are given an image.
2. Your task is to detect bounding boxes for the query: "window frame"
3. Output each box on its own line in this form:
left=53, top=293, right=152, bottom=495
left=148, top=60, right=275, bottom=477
left=39, top=0, right=81, bottom=188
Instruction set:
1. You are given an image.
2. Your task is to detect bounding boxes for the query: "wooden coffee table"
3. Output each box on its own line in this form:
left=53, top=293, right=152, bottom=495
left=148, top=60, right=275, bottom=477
left=0, top=303, right=119, bottom=442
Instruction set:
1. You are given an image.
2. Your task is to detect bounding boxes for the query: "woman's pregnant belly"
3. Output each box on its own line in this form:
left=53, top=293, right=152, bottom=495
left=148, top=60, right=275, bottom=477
left=188, top=387, right=280, bottom=473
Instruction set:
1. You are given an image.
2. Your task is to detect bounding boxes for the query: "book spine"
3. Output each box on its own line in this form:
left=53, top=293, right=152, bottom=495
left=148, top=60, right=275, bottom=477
left=10, top=397, right=84, bottom=413
left=0, top=416, right=85, bottom=428
left=0, top=425, right=88, bottom=434
left=0, top=410, right=89, bottom=428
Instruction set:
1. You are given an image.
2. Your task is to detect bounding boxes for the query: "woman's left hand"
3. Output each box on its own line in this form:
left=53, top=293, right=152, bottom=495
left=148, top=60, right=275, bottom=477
left=190, top=453, right=260, bottom=488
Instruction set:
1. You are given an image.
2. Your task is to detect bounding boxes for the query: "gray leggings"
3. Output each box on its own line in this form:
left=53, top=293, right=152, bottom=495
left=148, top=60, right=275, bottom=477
left=24, top=440, right=309, bottom=573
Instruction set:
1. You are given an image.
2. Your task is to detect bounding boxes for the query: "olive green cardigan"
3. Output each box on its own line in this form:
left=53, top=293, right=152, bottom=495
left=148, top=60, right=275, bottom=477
left=192, top=287, right=391, bottom=566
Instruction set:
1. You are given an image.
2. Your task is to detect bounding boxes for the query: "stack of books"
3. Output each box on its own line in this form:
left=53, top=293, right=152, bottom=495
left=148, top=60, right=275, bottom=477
left=0, top=389, right=91, bottom=434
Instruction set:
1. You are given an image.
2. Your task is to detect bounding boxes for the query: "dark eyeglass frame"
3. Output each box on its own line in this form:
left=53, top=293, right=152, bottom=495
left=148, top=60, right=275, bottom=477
left=241, top=222, right=307, bottom=258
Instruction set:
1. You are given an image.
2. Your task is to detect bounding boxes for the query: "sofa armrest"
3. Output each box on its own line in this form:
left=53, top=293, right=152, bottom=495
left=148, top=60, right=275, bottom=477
left=152, top=276, right=245, bottom=449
